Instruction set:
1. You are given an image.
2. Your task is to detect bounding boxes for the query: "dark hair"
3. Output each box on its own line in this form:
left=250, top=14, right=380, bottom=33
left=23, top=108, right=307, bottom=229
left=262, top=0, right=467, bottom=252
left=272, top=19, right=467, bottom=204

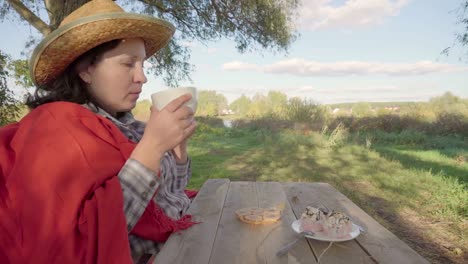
left=26, top=39, right=121, bottom=109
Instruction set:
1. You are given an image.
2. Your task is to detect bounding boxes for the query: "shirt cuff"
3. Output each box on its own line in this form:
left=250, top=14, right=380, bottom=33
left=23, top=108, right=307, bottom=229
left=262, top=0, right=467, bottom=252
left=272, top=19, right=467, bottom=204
left=118, top=158, right=160, bottom=231
left=175, top=158, right=191, bottom=177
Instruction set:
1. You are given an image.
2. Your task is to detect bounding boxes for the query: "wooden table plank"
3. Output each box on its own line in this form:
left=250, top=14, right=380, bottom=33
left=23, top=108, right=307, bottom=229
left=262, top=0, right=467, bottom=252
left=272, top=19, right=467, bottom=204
left=283, top=182, right=375, bottom=264
left=283, top=182, right=429, bottom=264
left=255, top=181, right=317, bottom=264
left=208, top=181, right=261, bottom=264
left=208, top=182, right=317, bottom=264
left=157, top=180, right=429, bottom=264
left=155, top=179, right=230, bottom=264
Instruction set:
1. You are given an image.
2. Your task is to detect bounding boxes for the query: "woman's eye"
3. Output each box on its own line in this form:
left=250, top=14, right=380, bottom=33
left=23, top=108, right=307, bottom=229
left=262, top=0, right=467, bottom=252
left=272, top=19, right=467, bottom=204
left=122, top=62, right=134, bottom=67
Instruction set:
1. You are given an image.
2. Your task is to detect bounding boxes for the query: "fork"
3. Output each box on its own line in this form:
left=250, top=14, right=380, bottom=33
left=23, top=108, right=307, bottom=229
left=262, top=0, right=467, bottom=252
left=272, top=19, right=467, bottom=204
left=276, top=231, right=315, bottom=257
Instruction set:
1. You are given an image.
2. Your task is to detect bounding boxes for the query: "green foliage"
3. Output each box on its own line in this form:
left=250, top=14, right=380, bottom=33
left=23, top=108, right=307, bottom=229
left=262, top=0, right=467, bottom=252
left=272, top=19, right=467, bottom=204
left=247, top=93, right=269, bottom=117
left=0, top=50, right=21, bottom=126
left=351, top=102, right=372, bottom=118
left=429, top=92, right=468, bottom=116
left=328, top=93, right=468, bottom=137
left=285, top=97, right=314, bottom=122
left=321, top=123, right=349, bottom=147
left=8, top=59, right=33, bottom=88
left=232, top=116, right=292, bottom=132
left=188, top=122, right=467, bottom=263
left=266, top=90, right=288, bottom=116
left=229, top=94, right=252, bottom=116
left=284, top=97, right=330, bottom=128
left=445, top=1, right=468, bottom=59
left=197, top=90, right=227, bottom=116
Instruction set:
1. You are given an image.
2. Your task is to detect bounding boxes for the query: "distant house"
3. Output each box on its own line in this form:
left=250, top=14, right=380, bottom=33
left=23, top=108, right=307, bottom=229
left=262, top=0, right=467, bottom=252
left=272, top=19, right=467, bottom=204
left=220, top=109, right=235, bottom=115
left=384, top=106, right=400, bottom=112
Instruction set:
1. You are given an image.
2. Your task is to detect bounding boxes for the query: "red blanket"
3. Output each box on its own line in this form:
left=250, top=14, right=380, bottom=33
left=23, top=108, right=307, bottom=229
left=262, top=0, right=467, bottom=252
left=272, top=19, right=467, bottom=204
left=0, top=102, right=196, bottom=263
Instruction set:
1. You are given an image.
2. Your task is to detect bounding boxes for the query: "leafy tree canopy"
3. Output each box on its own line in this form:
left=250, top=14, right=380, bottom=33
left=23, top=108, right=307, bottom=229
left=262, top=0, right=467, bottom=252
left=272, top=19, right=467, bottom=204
left=197, top=90, right=227, bottom=116
left=1, top=0, right=299, bottom=86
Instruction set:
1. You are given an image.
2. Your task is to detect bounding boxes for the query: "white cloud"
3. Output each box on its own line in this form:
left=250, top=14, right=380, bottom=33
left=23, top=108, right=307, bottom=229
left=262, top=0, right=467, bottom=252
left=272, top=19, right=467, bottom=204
left=213, top=85, right=269, bottom=95
left=290, top=84, right=403, bottom=94
left=223, top=61, right=261, bottom=72
left=223, top=59, right=468, bottom=76
left=298, top=0, right=410, bottom=30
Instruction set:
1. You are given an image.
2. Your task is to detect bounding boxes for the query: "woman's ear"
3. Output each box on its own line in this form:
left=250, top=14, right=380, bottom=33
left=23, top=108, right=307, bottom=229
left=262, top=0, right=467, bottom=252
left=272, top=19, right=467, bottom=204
left=78, top=70, right=92, bottom=84
left=75, top=59, right=93, bottom=84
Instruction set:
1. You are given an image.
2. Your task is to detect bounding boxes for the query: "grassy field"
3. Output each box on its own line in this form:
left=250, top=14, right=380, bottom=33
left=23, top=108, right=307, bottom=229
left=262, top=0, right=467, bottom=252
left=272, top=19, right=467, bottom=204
left=188, top=121, right=467, bottom=264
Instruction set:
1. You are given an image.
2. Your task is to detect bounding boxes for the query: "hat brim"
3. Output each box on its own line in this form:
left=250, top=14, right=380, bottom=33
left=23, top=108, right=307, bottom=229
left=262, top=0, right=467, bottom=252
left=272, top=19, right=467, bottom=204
left=31, top=12, right=175, bottom=86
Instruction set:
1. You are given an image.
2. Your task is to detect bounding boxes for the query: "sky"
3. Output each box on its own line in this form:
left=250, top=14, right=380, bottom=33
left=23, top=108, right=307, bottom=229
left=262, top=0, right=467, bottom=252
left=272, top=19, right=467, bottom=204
left=1, top=0, right=468, bottom=105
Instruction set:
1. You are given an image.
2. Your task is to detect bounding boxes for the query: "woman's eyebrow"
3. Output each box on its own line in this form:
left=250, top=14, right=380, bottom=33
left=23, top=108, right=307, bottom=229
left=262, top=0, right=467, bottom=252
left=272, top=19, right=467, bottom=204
left=120, top=54, right=144, bottom=60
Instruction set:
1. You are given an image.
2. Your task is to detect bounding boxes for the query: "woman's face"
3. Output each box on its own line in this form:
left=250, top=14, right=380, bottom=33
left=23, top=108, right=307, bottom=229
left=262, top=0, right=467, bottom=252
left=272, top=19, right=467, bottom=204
left=78, top=38, right=147, bottom=115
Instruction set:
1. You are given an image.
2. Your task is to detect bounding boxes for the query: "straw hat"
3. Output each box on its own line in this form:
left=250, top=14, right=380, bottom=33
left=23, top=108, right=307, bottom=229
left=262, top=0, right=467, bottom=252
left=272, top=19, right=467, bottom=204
left=30, top=0, right=175, bottom=87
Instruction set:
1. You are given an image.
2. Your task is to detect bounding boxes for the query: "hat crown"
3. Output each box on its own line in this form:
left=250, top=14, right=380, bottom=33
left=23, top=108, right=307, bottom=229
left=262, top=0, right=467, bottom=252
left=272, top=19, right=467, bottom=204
left=60, top=0, right=124, bottom=27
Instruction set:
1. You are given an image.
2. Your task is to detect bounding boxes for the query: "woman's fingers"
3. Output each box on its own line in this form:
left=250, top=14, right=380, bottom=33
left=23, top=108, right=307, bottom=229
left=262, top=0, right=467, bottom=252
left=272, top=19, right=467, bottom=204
left=179, top=118, right=195, bottom=130
left=183, top=120, right=197, bottom=138
left=164, top=94, right=192, bottom=113
left=174, top=106, right=194, bottom=120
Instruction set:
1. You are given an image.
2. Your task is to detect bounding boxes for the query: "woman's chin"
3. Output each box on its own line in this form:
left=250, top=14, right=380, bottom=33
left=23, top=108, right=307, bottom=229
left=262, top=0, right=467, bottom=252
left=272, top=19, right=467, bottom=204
left=114, top=105, right=135, bottom=114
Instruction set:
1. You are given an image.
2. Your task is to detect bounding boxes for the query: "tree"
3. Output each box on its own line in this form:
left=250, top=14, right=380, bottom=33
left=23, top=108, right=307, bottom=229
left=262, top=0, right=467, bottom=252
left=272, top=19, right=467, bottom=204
left=0, top=50, right=21, bottom=125
left=248, top=93, right=268, bottom=117
left=266, top=90, right=287, bottom=116
left=1, top=0, right=299, bottom=86
left=429, top=92, right=468, bottom=116
left=197, top=90, right=227, bottom=116
left=229, top=94, right=251, bottom=116
left=351, top=102, right=372, bottom=118
left=444, top=1, right=468, bottom=59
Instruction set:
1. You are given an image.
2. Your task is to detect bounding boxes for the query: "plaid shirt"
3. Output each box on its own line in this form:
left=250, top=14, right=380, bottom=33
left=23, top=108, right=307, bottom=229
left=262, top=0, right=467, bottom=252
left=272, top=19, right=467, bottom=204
left=85, top=105, right=192, bottom=261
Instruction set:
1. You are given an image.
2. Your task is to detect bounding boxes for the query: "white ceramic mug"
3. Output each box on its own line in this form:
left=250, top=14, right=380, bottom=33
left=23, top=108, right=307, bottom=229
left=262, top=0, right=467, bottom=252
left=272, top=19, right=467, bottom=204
left=150, top=86, right=198, bottom=112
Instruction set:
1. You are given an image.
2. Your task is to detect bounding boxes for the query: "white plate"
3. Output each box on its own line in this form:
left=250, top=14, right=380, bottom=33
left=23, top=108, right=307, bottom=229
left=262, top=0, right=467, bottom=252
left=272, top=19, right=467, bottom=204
left=291, top=220, right=360, bottom=242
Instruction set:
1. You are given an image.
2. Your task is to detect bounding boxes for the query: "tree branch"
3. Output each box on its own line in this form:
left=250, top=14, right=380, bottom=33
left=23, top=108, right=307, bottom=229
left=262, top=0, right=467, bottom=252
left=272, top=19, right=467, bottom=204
left=45, top=0, right=90, bottom=30
left=137, top=0, right=172, bottom=13
left=6, top=0, right=51, bottom=35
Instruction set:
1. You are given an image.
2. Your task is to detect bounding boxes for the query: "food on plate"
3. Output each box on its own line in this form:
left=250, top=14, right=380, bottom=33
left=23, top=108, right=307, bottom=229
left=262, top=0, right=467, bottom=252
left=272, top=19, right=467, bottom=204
left=235, top=207, right=281, bottom=225
left=299, top=206, right=325, bottom=232
left=299, top=206, right=353, bottom=239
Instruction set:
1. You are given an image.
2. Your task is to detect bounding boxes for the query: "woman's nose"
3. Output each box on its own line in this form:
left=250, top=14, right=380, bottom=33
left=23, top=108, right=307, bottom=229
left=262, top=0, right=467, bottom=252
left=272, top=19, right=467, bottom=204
left=134, top=64, right=147, bottom=84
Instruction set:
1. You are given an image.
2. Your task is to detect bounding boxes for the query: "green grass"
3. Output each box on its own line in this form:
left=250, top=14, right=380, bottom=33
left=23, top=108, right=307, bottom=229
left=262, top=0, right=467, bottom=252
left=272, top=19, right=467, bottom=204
left=187, top=123, right=467, bottom=263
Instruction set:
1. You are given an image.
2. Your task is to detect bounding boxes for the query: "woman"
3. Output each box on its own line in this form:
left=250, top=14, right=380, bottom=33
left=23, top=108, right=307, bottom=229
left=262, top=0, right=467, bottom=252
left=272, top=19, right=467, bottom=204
left=0, top=0, right=197, bottom=263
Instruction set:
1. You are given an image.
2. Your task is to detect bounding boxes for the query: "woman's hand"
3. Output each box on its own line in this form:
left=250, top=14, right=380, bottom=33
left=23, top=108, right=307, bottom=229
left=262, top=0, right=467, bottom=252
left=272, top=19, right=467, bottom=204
left=172, top=119, right=197, bottom=164
left=130, top=94, right=196, bottom=171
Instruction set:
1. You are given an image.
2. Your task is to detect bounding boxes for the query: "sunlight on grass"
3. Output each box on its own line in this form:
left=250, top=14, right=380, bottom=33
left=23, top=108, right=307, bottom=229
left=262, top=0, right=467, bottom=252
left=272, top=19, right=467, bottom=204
left=187, top=124, right=467, bottom=258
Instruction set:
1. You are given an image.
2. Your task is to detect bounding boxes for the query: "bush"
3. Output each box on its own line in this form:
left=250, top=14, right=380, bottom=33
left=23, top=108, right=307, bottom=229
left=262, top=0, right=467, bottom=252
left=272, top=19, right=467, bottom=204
left=284, top=98, right=330, bottom=129
left=232, top=117, right=292, bottom=132
left=329, top=113, right=468, bottom=137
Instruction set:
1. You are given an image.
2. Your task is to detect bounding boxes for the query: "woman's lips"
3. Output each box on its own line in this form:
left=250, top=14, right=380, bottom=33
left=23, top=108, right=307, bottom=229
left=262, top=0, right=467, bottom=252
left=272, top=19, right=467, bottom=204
left=129, top=92, right=140, bottom=100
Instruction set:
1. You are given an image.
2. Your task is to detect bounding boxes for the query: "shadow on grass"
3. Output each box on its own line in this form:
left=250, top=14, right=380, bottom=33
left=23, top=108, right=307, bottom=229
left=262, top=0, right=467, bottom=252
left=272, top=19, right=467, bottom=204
left=211, top=132, right=466, bottom=263
left=188, top=131, right=262, bottom=188
left=374, top=146, right=467, bottom=186
left=228, top=141, right=462, bottom=263
left=353, top=193, right=457, bottom=264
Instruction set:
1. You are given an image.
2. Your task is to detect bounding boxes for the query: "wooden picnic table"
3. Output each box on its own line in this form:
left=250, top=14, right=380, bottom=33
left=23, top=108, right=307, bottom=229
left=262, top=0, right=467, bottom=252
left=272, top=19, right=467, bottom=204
left=156, top=179, right=428, bottom=264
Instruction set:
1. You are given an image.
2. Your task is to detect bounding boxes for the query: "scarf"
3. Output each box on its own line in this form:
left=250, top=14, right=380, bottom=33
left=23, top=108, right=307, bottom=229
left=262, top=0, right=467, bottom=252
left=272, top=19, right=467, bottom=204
left=0, top=102, right=197, bottom=263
